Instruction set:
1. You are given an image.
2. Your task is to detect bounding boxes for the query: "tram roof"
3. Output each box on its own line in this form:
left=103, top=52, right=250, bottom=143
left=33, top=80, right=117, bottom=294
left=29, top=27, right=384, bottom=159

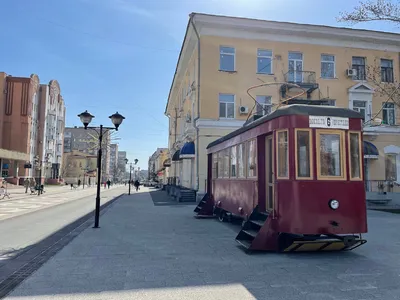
left=207, top=104, right=363, bottom=149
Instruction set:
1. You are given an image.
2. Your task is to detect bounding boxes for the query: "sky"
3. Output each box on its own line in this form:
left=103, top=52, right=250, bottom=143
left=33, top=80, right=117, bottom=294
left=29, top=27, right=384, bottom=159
left=0, top=0, right=398, bottom=170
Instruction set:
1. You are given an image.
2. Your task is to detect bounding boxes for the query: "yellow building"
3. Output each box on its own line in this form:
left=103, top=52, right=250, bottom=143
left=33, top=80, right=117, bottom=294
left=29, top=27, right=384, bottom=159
left=62, top=150, right=97, bottom=185
left=165, top=13, right=400, bottom=200
left=148, top=148, right=169, bottom=184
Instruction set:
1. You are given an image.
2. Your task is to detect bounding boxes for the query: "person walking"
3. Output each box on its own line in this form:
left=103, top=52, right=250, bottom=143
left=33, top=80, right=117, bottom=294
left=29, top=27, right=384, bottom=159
left=134, top=180, right=140, bottom=192
left=107, top=179, right=111, bottom=189
left=24, top=178, right=30, bottom=193
left=78, top=179, right=81, bottom=188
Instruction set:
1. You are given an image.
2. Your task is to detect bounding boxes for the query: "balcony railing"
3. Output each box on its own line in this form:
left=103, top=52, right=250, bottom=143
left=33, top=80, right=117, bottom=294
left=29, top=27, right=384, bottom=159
left=284, top=70, right=316, bottom=84
left=365, top=180, right=399, bottom=193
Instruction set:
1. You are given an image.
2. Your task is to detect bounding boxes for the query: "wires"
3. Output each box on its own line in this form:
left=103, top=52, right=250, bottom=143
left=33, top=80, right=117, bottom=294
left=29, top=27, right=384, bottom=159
left=244, top=82, right=306, bottom=124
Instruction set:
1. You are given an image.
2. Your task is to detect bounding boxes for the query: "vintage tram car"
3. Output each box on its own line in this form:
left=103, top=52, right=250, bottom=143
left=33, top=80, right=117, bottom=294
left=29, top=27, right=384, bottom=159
left=194, top=104, right=367, bottom=252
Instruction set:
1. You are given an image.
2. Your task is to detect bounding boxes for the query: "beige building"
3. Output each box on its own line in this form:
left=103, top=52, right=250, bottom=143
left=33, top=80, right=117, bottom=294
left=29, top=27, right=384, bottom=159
left=165, top=13, right=400, bottom=199
left=64, top=127, right=111, bottom=182
left=62, top=150, right=97, bottom=185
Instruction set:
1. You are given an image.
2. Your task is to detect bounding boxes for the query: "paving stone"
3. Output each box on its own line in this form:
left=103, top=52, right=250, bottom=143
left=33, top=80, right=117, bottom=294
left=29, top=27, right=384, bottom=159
left=4, top=190, right=400, bottom=299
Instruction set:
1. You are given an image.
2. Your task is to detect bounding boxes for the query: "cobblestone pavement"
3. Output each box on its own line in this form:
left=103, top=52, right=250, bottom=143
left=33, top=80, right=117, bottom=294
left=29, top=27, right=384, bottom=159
left=5, top=189, right=400, bottom=300
left=0, top=185, right=123, bottom=221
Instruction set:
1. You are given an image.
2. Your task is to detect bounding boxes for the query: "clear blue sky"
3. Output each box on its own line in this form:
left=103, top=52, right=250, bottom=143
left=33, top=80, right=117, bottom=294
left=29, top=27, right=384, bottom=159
left=0, top=0, right=398, bottom=170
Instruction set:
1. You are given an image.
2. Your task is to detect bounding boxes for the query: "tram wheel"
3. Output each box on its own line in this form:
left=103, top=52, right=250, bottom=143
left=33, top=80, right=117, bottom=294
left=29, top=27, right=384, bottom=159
left=218, top=211, right=226, bottom=222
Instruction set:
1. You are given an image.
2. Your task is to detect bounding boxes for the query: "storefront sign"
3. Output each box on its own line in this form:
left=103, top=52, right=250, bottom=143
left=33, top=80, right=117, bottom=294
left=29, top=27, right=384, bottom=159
left=309, top=116, right=349, bottom=129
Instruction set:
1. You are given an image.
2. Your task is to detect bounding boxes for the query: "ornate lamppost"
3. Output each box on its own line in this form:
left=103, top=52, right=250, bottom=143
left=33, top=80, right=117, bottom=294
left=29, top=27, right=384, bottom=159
left=77, top=110, right=125, bottom=228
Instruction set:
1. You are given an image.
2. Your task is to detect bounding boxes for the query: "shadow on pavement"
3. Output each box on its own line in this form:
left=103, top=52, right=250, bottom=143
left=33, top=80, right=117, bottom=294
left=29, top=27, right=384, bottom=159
left=149, top=189, right=197, bottom=207
left=0, top=193, right=124, bottom=299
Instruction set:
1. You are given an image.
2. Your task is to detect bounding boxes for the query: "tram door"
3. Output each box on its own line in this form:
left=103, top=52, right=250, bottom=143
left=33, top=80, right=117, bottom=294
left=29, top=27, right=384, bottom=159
left=265, top=135, right=274, bottom=212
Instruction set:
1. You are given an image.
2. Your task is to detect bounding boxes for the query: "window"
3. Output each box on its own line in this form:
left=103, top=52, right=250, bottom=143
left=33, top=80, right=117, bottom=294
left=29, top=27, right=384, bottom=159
left=219, top=94, right=235, bottom=119
left=257, top=49, right=272, bottom=74
left=223, top=149, right=230, bottom=178
left=385, top=154, right=397, bottom=181
left=317, top=130, right=346, bottom=180
left=212, top=153, right=218, bottom=179
left=352, top=57, right=366, bottom=80
left=381, top=59, right=394, bottom=83
left=256, top=96, right=272, bottom=116
left=276, top=130, right=289, bottom=178
left=349, top=132, right=362, bottom=180
left=237, top=143, right=245, bottom=178
left=321, top=54, right=335, bottom=79
left=288, top=52, right=303, bottom=83
left=217, top=151, right=223, bottom=178
left=353, top=100, right=367, bottom=120
left=220, top=46, right=235, bottom=72
left=382, top=102, right=395, bottom=125
left=230, top=146, right=237, bottom=177
left=295, top=129, right=312, bottom=179
left=247, top=139, right=257, bottom=177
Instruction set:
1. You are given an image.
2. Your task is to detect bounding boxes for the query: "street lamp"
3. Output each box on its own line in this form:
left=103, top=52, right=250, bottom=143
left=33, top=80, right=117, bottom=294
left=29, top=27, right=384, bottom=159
left=125, top=158, right=132, bottom=195
left=34, top=154, right=50, bottom=196
left=77, top=110, right=125, bottom=228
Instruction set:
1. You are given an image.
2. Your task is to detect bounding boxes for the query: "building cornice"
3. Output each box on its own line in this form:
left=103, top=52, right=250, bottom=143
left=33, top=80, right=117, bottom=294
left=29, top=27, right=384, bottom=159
left=193, top=13, right=400, bottom=52
left=363, top=126, right=400, bottom=134
left=195, top=118, right=245, bottom=129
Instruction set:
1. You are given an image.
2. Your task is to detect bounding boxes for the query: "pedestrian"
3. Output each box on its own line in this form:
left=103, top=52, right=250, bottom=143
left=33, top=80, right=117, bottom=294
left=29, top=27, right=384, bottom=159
left=107, top=179, right=111, bottom=189
left=134, top=180, right=139, bottom=192
left=24, top=178, right=30, bottom=193
left=78, top=179, right=81, bottom=188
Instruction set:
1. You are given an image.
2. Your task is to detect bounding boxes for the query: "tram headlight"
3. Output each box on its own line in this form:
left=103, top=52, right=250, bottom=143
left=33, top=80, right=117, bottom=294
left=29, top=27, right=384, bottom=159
left=329, top=199, right=339, bottom=210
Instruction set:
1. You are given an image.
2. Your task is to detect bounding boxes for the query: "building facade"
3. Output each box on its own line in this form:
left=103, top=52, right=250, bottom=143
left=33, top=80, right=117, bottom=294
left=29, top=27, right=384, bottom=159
left=148, top=148, right=169, bottom=183
left=38, top=80, right=66, bottom=184
left=0, top=73, right=66, bottom=185
left=62, top=150, right=97, bottom=185
left=109, top=144, right=119, bottom=181
left=165, top=13, right=400, bottom=199
left=117, top=151, right=127, bottom=181
left=64, top=127, right=111, bottom=182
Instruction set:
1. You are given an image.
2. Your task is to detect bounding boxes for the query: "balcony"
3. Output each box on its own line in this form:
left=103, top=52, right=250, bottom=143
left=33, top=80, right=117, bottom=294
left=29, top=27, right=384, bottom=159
left=280, top=71, right=319, bottom=99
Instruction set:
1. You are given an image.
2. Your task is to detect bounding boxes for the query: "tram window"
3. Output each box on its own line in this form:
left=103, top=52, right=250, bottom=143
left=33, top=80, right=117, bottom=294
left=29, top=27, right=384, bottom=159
left=217, top=151, right=223, bottom=178
left=223, top=148, right=230, bottom=178
left=277, top=130, right=289, bottom=179
left=247, top=139, right=257, bottom=177
left=212, top=153, right=218, bottom=179
left=317, top=130, right=346, bottom=180
left=237, top=143, right=245, bottom=178
left=231, top=145, right=237, bottom=177
left=295, top=129, right=312, bottom=179
left=349, top=132, right=362, bottom=180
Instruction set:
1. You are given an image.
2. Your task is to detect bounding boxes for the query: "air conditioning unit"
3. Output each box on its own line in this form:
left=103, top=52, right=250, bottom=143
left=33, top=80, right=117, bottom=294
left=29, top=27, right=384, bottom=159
left=239, top=106, right=249, bottom=114
left=346, top=69, right=357, bottom=77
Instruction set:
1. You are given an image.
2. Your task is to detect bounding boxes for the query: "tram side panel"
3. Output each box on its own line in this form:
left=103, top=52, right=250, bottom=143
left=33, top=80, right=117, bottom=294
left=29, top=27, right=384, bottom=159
left=213, top=178, right=257, bottom=218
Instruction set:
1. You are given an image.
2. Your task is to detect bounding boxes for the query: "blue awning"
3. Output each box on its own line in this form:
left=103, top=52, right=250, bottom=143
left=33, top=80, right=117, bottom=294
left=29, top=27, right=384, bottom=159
left=180, top=141, right=195, bottom=159
left=172, top=150, right=181, bottom=161
left=364, top=141, right=379, bottom=159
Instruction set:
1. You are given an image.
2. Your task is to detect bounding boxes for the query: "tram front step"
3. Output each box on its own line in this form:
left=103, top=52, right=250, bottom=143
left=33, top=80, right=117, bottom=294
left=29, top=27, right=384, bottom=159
left=236, top=239, right=252, bottom=250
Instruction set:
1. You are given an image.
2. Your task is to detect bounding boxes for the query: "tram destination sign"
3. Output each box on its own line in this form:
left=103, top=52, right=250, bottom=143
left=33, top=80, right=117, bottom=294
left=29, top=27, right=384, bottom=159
left=309, top=116, right=349, bottom=129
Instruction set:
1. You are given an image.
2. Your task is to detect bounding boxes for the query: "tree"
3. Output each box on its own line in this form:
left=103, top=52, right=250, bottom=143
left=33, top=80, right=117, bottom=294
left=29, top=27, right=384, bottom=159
left=365, top=57, right=400, bottom=111
left=337, top=0, right=400, bottom=25
left=338, top=1, right=400, bottom=120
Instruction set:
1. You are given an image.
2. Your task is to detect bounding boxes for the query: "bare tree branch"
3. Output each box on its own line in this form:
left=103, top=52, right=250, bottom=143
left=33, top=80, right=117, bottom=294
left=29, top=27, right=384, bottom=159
left=337, top=0, right=400, bottom=25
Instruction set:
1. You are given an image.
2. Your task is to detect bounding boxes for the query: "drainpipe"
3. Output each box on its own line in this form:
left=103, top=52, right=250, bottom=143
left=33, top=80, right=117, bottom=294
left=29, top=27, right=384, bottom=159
left=189, top=14, right=201, bottom=195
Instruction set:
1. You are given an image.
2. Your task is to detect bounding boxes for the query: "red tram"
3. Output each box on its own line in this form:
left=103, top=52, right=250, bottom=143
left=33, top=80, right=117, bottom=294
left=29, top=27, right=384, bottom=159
left=194, top=104, right=367, bottom=252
